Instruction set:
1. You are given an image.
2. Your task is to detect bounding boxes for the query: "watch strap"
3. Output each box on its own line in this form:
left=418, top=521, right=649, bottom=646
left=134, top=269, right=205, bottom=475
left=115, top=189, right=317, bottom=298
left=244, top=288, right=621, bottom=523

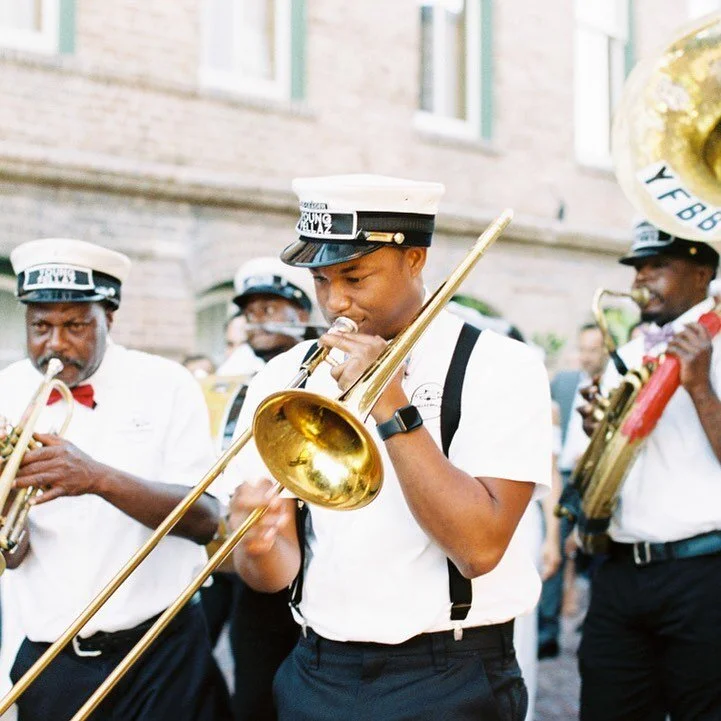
left=376, top=404, right=423, bottom=441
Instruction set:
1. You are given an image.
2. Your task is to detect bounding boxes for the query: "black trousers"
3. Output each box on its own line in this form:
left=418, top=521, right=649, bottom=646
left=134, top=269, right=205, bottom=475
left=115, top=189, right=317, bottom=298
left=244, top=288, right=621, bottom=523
left=579, top=552, right=721, bottom=721
left=10, top=602, right=232, bottom=721
left=201, top=573, right=300, bottom=721
left=273, top=621, right=527, bottom=721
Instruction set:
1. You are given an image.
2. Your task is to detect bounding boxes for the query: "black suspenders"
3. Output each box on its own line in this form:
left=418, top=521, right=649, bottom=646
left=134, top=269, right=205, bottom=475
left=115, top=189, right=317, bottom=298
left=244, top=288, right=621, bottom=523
left=291, top=323, right=482, bottom=620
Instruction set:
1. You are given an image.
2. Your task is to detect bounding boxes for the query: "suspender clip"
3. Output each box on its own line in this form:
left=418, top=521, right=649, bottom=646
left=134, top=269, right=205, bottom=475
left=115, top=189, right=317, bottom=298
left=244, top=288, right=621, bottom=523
left=453, top=623, right=464, bottom=641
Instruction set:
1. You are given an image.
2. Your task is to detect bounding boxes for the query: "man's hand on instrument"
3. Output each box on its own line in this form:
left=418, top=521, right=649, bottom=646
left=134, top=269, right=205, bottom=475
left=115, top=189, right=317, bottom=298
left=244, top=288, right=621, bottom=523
left=578, top=378, right=603, bottom=437
left=13, top=433, right=102, bottom=503
left=318, top=331, right=407, bottom=419
left=667, top=322, right=713, bottom=397
left=228, top=479, right=292, bottom=557
left=318, top=331, right=389, bottom=390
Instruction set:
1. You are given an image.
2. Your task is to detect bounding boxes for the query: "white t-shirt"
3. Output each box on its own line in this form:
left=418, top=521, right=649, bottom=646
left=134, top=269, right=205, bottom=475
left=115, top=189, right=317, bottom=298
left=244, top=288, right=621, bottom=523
left=220, top=310, right=552, bottom=643
left=0, top=341, right=214, bottom=641
left=602, top=298, right=721, bottom=543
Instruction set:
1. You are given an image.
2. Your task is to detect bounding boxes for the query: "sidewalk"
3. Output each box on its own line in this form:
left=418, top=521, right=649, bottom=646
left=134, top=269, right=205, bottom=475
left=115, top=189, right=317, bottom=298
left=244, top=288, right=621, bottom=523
left=534, top=578, right=588, bottom=720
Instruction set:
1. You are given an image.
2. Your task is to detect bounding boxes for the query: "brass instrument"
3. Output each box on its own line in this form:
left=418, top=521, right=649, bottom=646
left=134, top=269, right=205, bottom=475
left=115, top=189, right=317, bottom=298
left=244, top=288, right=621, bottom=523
left=0, top=358, right=73, bottom=574
left=612, top=12, right=721, bottom=243
left=556, top=288, right=651, bottom=554
left=199, top=374, right=253, bottom=453
left=0, top=315, right=356, bottom=716
left=56, top=209, right=512, bottom=721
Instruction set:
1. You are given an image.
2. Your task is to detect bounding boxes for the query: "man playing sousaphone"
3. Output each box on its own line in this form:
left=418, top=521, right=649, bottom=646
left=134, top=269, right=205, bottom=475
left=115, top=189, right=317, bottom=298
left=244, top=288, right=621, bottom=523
left=225, top=174, right=553, bottom=720
left=0, top=238, right=231, bottom=721
left=578, top=220, right=721, bottom=720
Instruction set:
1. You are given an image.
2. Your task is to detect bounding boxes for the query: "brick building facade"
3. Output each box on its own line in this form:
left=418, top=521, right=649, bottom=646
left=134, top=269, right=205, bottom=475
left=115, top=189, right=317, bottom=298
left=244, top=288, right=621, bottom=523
left=0, top=0, right=713, bottom=368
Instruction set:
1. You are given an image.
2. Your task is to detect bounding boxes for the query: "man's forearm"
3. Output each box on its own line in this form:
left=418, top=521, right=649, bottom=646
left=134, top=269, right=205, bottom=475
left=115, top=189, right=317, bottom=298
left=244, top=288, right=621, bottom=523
left=233, top=533, right=300, bottom=593
left=690, top=384, right=721, bottom=463
left=94, top=466, right=220, bottom=545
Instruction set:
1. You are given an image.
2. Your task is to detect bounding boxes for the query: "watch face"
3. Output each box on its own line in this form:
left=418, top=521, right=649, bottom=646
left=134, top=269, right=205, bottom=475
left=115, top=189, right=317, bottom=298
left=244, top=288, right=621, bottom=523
left=398, top=405, right=422, bottom=431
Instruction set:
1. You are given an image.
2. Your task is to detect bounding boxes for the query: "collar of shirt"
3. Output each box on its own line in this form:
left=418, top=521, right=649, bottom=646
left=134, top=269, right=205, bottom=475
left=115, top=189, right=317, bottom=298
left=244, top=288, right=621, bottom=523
left=644, top=297, right=716, bottom=355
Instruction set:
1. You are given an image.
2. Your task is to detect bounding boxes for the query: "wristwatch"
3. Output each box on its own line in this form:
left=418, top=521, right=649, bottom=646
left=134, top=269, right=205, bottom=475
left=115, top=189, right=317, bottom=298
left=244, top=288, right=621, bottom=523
left=376, top=404, right=423, bottom=441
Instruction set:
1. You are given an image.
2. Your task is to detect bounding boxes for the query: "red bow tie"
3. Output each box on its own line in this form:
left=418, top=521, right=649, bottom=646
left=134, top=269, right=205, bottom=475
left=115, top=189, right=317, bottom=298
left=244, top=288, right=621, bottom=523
left=47, top=384, right=96, bottom=409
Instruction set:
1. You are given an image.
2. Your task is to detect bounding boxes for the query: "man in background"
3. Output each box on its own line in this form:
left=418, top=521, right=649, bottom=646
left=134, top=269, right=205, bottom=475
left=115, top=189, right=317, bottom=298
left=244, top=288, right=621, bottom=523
left=538, top=323, right=607, bottom=659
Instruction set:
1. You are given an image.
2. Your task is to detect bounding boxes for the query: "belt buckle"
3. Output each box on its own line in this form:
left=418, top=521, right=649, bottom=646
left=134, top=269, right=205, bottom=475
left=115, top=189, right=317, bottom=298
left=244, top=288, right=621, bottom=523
left=71, top=635, right=102, bottom=658
left=632, top=541, right=652, bottom=566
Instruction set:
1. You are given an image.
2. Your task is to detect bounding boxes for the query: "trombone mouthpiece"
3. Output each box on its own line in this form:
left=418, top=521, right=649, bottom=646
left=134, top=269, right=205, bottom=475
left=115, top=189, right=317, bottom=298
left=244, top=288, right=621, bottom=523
left=329, top=317, right=358, bottom=335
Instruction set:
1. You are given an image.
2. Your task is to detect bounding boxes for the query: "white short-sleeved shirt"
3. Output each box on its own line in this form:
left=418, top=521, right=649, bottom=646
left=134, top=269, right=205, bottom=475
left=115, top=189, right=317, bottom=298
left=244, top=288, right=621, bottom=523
left=0, top=341, right=215, bottom=641
left=602, top=298, right=721, bottom=543
left=220, top=310, right=552, bottom=644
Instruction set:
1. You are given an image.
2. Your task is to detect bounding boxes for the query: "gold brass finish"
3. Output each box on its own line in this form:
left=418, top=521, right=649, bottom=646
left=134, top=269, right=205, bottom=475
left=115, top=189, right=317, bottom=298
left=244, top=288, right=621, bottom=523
left=555, top=287, right=655, bottom=553
left=612, top=13, right=721, bottom=242
left=63, top=208, right=513, bottom=720
left=593, top=287, right=651, bottom=359
left=252, top=209, right=515, bottom=516
left=0, top=358, right=73, bottom=573
left=0, top=322, right=354, bottom=718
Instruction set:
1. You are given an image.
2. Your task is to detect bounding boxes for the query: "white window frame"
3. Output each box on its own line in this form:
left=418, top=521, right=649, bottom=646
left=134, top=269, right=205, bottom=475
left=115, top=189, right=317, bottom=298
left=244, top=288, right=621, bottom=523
left=687, top=0, right=721, bottom=18
left=0, top=0, right=59, bottom=54
left=573, top=0, right=629, bottom=169
left=200, top=0, right=292, bottom=101
left=414, top=0, right=482, bottom=140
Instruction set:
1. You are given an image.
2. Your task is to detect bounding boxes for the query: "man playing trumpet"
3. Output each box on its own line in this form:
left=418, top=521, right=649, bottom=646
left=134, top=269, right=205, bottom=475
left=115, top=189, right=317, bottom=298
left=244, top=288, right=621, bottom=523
left=0, top=238, right=231, bottom=721
left=578, top=221, right=721, bottom=721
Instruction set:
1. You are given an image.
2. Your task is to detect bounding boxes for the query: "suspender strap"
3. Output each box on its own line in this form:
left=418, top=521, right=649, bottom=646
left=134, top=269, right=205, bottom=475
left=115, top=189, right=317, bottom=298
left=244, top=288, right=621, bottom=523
left=290, top=343, right=319, bottom=611
left=291, top=326, right=482, bottom=621
left=441, top=323, right=482, bottom=621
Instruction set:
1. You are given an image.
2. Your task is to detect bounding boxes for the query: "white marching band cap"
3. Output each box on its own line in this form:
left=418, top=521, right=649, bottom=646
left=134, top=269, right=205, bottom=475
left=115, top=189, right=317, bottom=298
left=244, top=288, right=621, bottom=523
left=10, top=238, right=131, bottom=309
left=281, top=174, right=446, bottom=268
left=233, top=256, right=315, bottom=313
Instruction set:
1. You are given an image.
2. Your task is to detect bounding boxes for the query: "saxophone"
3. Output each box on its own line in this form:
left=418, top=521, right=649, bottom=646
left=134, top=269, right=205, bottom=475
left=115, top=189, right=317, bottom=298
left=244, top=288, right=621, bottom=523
left=557, top=290, right=721, bottom=553
left=556, top=288, right=652, bottom=554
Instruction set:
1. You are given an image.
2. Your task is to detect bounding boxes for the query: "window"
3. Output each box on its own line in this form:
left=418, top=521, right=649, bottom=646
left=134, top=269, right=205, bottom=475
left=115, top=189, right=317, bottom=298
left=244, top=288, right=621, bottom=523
left=0, top=275, right=26, bottom=368
left=688, top=0, right=721, bottom=18
left=574, top=0, right=632, bottom=168
left=0, top=0, right=60, bottom=54
left=201, top=0, right=294, bottom=100
left=416, top=0, right=487, bottom=139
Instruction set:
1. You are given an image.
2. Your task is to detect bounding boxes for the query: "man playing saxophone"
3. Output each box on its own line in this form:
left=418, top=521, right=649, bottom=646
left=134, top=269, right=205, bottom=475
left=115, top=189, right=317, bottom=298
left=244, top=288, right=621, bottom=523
left=578, top=220, right=721, bottom=721
left=0, top=238, right=231, bottom=721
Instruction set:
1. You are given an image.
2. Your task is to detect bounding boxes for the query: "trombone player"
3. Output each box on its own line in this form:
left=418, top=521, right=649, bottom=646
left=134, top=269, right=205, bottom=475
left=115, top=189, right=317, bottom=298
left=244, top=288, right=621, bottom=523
left=0, top=238, right=231, bottom=721
left=578, top=221, right=721, bottom=720
left=225, top=175, right=553, bottom=720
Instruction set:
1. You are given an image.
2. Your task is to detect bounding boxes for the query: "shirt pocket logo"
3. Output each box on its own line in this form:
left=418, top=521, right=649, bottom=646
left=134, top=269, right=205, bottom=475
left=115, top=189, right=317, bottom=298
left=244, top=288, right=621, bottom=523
left=410, top=383, right=443, bottom=420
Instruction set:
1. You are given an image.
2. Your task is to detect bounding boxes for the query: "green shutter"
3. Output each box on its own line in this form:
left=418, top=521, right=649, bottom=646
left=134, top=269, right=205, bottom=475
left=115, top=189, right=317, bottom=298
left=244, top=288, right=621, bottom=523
left=58, top=0, right=75, bottom=54
left=480, top=0, right=493, bottom=140
left=624, top=0, right=635, bottom=76
left=291, top=0, right=307, bottom=101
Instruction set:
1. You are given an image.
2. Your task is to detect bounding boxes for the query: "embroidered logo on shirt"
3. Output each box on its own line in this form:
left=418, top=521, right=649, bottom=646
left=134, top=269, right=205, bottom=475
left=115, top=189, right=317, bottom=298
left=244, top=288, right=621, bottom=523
left=410, top=383, right=442, bottom=420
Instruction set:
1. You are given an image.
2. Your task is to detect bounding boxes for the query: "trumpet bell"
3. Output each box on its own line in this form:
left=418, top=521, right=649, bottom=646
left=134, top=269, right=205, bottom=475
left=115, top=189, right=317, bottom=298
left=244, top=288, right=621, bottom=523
left=612, top=13, right=721, bottom=242
left=253, top=390, right=383, bottom=510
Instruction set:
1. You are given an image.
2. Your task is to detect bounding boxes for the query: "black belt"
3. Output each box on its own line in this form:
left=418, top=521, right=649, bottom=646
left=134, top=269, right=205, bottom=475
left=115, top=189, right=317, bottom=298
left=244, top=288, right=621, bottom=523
left=609, top=530, right=721, bottom=567
left=70, top=594, right=200, bottom=657
left=303, top=620, right=515, bottom=657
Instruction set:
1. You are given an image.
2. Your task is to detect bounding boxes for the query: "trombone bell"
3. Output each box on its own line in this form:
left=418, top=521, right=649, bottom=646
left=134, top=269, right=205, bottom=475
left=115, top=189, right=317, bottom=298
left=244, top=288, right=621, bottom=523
left=253, top=390, right=383, bottom=510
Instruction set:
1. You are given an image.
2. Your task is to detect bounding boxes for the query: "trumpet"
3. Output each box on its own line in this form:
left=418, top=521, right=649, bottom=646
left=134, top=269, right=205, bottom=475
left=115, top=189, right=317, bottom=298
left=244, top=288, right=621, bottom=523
left=1, top=209, right=513, bottom=720
left=0, top=315, right=357, bottom=714
left=0, top=358, right=73, bottom=575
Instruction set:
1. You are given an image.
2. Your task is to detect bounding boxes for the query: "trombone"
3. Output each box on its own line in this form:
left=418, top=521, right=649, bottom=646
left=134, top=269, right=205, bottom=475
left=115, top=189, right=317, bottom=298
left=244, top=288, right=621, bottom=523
left=1, top=208, right=513, bottom=720
left=0, top=358, right=73, bottom=574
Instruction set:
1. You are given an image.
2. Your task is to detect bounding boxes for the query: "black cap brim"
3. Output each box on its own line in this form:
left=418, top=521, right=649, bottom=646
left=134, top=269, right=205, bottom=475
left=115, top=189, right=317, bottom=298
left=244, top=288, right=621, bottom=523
left=233, top=284, right=311, bottom=312
left=280, top=239, right=385, bottom=268
left=18, top=289, right=120, bottom=308
left=619, top=248, right=663, bottom=266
